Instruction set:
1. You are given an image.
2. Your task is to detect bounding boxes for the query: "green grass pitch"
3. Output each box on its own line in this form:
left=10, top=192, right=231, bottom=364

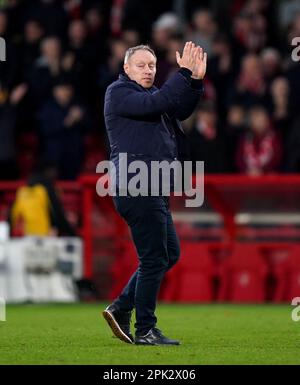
left=0, top=303, right=299, bottom=365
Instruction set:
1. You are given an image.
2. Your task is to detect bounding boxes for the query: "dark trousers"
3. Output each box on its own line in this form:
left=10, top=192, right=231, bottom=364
left=112, top=195, right=180, bottom=336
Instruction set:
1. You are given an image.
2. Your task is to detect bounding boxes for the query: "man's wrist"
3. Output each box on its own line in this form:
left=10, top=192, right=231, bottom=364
left=178, top=68, right=204, bottom=90
left=178, top=67, right=193, bottom=80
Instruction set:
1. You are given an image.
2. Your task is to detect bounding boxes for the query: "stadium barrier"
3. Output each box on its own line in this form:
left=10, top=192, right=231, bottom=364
left=1, top=174, right=300, bottom=302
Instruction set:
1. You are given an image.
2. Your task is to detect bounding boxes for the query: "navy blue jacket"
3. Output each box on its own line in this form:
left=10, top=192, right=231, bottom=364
left=104, top=68, right=204, bottom=192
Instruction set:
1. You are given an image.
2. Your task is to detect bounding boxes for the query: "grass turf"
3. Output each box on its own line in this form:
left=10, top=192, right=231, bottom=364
left=0, top=303, right=299, bottom=365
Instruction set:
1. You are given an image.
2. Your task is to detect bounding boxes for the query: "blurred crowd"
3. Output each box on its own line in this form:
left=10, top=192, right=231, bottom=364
left=0, top=0, right=300, bottom=180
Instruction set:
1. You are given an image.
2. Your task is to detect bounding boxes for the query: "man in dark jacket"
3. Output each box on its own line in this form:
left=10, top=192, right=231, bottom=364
left=103, top=42, right=206, bottom=345
left=37, top=79, right=90, bottom=180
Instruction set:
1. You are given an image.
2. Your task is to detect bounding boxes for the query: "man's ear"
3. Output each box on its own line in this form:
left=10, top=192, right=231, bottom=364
left=123, top=64, right=129, bottom=75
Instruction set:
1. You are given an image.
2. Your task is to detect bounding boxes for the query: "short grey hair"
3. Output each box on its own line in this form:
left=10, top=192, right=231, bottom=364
left=124, top=45, right=156, bottom=64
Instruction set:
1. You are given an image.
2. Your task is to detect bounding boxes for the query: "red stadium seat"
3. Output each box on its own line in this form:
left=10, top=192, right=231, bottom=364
left=160, top=242, right=216, bottom=303
left=273, top=246, right=300, bottom=302
left=218, top=243, right=268, bottom=303
left=82, top=134, right=107, bottom=174
left=260, top=246, right=290, bottom=302
left=108, top=239, right=138, bottom=300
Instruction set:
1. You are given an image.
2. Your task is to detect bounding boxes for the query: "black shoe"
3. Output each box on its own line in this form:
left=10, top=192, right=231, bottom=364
left=135, top=328, right=180, bottom=346
left=102, top=304, right=134, bottom=344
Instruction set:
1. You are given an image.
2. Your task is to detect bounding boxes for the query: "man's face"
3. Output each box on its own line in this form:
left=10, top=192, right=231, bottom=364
left=124, top=50, right=156, bottom=88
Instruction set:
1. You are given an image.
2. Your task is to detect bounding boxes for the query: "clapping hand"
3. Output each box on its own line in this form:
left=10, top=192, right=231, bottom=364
left=176, top=41, right=207, bottom=80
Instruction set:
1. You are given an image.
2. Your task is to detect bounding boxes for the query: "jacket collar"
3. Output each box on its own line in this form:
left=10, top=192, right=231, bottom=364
left=119, top=72, right=132, bottom=82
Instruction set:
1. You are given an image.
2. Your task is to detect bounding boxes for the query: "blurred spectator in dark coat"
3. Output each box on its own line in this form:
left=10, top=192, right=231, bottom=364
left=84, top=5, right=108, bottom=63
left=286, top=61, right=300, bottom=121
left=279, top=1, right=300, bottom=31
left=187, top=102, right=229, bottom=174
left=269, top=77, right=292, bottom=143
left=37, top=80, right=90, bottom=180
left=23, top=0, right=68, bottom=39
left=236, top=106, right=282, bottom=175
left=97, top=39, right=127, bottom=96
left=260, top=48, right=282, bottom=88
left=64, top=19, right=98, bottom=104
left=155, top=36, right=184, bottom=87
left=97, top=38, right=127, bottom=132
left=18, top=19, right=44, bottom=81
left=264, top=76, right=292, bottom=171
left=0, top=83, right=28, bottom=180
left=287, top=11, right=300, bottom=47
left=15, top=19, right=45, bottom=131
left=29, top=36, right=70, bottom=107
left=121, top=29, right=141, bottom=47
left=122, top=0, right=173, bottom=41
left=286, top=118, right=300, bottom=173
left=207, top=34, right=237, bottom=119
left=226, top=104, right=247, bottom=172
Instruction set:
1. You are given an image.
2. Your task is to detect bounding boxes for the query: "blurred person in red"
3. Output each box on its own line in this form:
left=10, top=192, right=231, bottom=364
left=236, top=105, right=282, bottom=175
left=232, top=8, right=267, bottom=54
left=232, top=53, right=267, bottom=107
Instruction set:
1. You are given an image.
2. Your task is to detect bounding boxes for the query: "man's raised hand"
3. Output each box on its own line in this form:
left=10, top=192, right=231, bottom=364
left=191, top=46, right=207, bottom=80
left=176, top=42, right=207, bottom=80
left=176, top=41, right=195, bottom=72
